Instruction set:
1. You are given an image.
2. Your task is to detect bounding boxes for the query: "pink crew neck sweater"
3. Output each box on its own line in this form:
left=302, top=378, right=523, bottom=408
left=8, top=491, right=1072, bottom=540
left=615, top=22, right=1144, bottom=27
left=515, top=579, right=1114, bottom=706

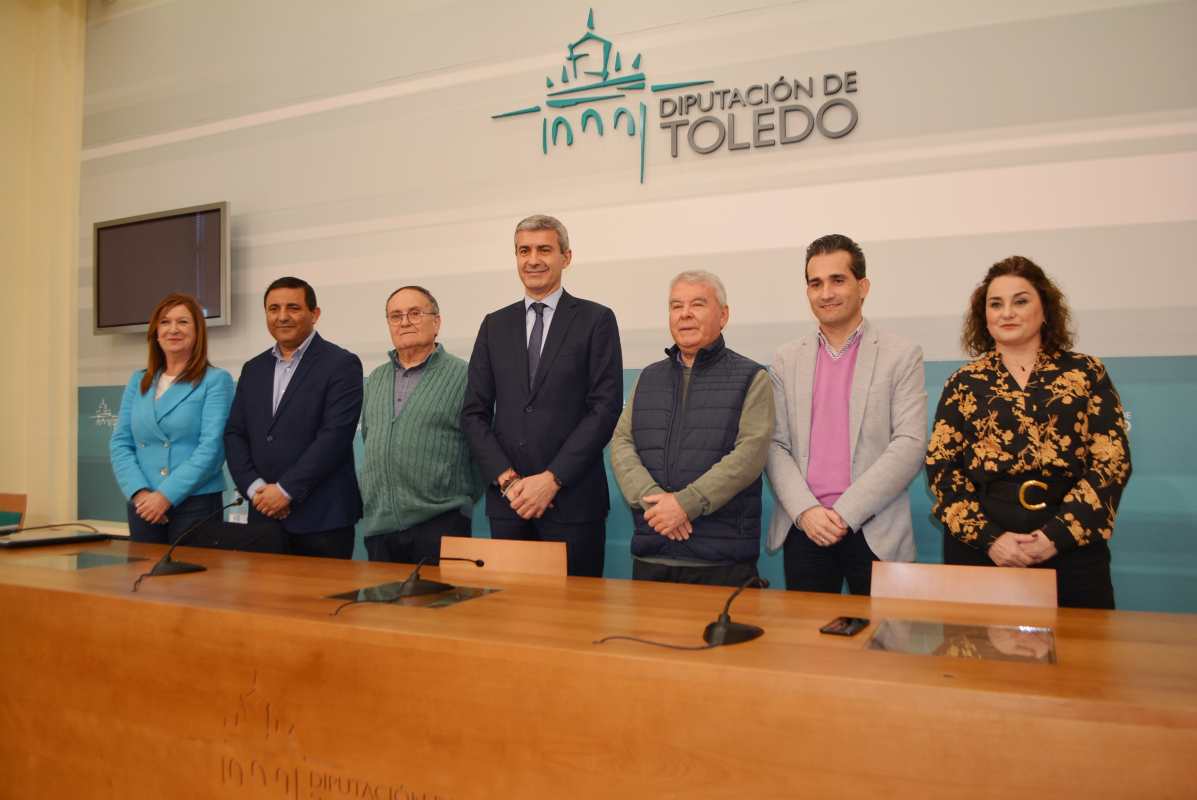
left=807, top=335, right=861, bottom=507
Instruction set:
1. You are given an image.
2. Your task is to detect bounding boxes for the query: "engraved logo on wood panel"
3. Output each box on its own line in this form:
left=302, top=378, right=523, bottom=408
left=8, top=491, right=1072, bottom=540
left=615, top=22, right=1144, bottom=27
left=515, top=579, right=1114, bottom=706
left=218, top=670, right=451, bottom=799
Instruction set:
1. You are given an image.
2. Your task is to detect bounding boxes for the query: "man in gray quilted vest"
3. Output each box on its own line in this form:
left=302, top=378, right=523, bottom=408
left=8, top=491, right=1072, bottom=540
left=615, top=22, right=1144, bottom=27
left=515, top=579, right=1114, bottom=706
left=610, top=270, right=774, bottom=586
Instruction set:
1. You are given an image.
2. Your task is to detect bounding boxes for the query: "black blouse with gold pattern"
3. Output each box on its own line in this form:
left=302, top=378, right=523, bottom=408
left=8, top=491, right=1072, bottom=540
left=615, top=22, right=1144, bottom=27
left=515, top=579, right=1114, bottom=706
left=926, top=350, right=1131, bottom=553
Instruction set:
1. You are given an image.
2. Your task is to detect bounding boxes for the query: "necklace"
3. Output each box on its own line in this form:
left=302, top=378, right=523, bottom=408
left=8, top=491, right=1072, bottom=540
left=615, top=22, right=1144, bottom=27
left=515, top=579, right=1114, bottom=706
left=999, top=351, right=1035, bottom=377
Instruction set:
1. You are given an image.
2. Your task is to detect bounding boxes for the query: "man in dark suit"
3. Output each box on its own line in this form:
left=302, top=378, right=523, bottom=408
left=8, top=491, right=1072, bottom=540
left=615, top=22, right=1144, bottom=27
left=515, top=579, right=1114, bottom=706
left=224, top=277, right=363, bottom=558
left=461, top=215, right=622, bottom=577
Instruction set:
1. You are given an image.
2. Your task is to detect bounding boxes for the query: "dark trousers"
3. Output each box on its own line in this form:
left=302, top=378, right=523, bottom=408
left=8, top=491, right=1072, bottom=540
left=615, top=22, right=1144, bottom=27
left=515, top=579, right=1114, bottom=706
left=233, top=519, right=356, bottom=559
left=632, top=559, right=759, bottom=588
left=942, top=533, right=1115, bottom=609
left=191, top=521, right=288, bottom=554
left=364, top=510, right=472, bottom=565
left=127, top=492, right=223, bottom=545
left=488, top=517, right=605, bottom=577
left=282, top=525, right=356, bottom=559
left=783, top=524, right=878, bottom=595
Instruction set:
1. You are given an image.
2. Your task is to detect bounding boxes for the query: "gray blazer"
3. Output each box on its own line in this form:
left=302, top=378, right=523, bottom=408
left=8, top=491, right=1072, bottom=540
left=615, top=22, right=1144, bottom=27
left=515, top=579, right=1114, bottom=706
left=765, top=318, right=927, bottom=561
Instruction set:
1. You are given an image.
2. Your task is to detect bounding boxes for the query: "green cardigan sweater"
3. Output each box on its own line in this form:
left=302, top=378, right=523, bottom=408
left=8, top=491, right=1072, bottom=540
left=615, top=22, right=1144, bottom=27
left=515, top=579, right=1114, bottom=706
left=359, top=345, right=481, bottom=536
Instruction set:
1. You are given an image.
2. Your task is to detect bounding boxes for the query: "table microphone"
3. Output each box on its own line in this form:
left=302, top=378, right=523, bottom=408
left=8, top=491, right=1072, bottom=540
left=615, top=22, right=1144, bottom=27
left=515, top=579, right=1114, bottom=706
left=594, top=575, right=769, bottom=650
left=132, top=497, right=244, bottom=592
left=703, top=575, right=769, bottom=646
left=391, top=556, right=485, bottom=599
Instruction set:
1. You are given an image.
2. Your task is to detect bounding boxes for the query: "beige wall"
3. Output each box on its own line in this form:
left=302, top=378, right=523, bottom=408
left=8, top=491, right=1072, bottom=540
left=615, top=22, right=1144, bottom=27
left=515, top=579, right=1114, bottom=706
left=0, top=0, right=86, bottom=525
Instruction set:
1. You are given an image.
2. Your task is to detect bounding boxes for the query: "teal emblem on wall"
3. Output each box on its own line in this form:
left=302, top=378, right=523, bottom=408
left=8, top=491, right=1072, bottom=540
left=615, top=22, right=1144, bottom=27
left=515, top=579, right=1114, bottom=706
left=491, top=9, right=711, bottom=183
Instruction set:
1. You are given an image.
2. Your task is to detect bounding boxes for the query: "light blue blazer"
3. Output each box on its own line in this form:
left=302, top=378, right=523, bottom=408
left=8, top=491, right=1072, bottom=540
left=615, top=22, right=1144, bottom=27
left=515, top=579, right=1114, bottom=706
left=109, top=366, right=235, bottom=505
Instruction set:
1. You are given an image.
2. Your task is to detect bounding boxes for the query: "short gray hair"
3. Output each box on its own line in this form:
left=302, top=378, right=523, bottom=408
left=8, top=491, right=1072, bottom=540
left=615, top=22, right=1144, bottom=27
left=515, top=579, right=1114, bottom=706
left=514, top=214, right=570, bottom=253
left=670, top=270, right=727, bottom=306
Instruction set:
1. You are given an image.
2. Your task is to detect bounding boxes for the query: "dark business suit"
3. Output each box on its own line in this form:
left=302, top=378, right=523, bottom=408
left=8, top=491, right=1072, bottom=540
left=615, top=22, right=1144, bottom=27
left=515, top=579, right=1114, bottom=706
left=461, top=290, right=622, bottom=576
left=224, top=332, right=363, bottom=557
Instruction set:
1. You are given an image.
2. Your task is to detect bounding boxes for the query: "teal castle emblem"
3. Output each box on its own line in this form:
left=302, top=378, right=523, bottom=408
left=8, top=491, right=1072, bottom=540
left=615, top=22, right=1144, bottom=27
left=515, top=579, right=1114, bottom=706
left=491, top=9, right=712, bottom=183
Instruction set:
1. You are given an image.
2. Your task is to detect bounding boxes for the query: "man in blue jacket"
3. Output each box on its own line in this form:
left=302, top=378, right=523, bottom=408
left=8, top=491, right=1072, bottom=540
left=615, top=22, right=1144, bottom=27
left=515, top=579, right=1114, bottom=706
left=224, top=277, right=363, bottom=558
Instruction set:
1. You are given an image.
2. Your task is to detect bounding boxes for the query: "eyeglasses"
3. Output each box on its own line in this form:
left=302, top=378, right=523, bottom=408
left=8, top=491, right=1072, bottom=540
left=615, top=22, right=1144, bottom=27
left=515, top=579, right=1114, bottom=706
left=386, top=309, right=438, bottom=325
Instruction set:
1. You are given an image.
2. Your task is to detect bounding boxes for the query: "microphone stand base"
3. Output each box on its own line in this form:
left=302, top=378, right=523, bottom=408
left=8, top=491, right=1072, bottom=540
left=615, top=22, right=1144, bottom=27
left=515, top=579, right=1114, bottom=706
left=396, top=578, right=455, bottom=598
left=148, top=559, right=208, bottom=578
left=703, top=620, right=764, bottom=647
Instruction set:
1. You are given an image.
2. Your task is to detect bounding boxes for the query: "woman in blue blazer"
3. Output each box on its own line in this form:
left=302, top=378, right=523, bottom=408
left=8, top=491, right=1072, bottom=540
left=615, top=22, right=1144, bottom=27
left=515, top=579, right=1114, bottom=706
left=109, top=293, right=235, bottom=543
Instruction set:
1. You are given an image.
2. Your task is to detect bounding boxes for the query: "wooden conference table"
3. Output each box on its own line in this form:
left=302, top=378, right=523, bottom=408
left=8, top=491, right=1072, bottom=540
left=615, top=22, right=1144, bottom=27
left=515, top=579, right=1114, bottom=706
left=1, top=540, right=1194, bottom=799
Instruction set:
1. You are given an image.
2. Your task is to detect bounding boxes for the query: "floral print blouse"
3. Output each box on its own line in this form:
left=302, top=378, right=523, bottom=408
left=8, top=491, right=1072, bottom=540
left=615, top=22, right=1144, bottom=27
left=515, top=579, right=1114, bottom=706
left=926, top=350, right=1131, bottom=553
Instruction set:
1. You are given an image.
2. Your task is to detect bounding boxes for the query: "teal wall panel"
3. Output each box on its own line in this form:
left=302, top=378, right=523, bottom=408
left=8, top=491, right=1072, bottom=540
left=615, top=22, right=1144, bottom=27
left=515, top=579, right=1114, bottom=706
left=79, top=356, right=1197, bottom=612
left=78, top=386, right=130, bottom=522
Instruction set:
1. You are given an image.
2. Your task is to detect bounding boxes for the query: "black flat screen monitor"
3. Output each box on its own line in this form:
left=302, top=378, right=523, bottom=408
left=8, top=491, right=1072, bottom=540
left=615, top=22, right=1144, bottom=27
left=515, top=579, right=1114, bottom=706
left=93, top=201, right=231, bottom=334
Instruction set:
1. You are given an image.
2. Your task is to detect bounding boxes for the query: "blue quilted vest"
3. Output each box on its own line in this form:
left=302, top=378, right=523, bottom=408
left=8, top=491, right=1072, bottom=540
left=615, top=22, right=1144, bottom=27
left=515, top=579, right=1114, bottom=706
left=630, top=336, right=763, bottom=563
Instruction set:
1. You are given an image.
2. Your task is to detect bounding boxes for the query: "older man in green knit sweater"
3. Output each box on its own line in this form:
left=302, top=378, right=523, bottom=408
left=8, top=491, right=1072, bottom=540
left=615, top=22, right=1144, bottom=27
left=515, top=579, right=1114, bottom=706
left=360, top=286, right=482, bottom=564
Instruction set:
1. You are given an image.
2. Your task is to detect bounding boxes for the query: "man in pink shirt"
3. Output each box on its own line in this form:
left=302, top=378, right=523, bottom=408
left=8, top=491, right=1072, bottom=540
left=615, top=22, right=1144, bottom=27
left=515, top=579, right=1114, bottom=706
left=766, top=235, right=927, bottom=594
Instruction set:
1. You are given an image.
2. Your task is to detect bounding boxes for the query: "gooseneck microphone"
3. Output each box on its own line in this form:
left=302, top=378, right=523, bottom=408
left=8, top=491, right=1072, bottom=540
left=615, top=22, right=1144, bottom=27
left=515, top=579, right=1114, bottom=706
left=702, top=575, right=769, bottom=646
left=595, top=574, right=769, bottom=650
left=391, top=556, right=485, bottom=599
left=132, top=497, right=245, bottom=592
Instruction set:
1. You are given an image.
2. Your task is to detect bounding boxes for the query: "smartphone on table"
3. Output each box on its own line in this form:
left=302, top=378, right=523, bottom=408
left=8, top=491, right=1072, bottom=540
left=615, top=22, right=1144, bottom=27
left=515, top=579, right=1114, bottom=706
left=819, top=616, right=870, bottom=636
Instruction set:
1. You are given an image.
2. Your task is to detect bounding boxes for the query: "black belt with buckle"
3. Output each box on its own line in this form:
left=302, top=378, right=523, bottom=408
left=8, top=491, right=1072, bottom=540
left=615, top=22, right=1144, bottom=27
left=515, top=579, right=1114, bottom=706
left=980, top=478, right=1070, bottom=533
left=1018, top=479, right=1050, bottom=511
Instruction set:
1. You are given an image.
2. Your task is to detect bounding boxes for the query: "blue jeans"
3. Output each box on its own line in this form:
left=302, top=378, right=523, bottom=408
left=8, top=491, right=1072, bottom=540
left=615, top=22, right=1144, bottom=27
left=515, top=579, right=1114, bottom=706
left=127, top=492, right=223, bottom=545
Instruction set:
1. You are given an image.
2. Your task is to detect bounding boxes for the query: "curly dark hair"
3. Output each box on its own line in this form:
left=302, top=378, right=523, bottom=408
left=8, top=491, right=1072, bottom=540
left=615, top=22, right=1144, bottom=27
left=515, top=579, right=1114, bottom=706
left=962, top=255, right=1074, bottom=356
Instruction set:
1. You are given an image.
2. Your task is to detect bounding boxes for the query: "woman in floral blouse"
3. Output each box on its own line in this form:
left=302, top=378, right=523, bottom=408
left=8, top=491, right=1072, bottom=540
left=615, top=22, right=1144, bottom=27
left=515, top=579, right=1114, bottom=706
left=926, top=256, right=1131, bottom=608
